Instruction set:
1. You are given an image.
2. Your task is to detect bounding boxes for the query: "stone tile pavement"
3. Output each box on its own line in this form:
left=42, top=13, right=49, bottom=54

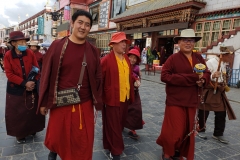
left=0, top=69, right=240, bottom=160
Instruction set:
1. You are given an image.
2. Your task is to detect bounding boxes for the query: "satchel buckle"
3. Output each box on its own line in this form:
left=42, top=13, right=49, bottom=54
left=77, top=84, right=82, bottom=91
left=82, top=62, right=87, bottom=66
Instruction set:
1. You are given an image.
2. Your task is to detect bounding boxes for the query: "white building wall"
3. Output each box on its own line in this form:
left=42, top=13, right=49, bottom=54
left=0, top=29, right=6, bottom=43
left=199, top=0, right=240, bottom=14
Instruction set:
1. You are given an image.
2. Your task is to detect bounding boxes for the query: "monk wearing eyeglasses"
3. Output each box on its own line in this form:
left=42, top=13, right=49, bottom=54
left=156, top=29, right=211, bottom=160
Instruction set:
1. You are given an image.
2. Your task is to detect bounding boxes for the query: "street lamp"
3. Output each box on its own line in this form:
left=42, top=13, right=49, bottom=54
left=45, top=4, right=63, bottom=24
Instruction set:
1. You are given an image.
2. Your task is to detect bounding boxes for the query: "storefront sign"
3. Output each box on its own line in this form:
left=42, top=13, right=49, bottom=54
left=99, top=0, right=110, bottom=29
left=133, top=33, right=142, bottom=39
left=128, top=0, right=148, bottom=6
left=37, top=17, right=44, bottom=35
left=60, top=0, right=69, bottom=9
left=146, top=38, right=151, bottom=47
left=159, top=29, right=178, bottom=36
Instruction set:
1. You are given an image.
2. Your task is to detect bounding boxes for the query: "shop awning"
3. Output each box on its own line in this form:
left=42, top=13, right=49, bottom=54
left=111, top=0, right=206, bottom=22
left=123, top=22, right=188, bottom=34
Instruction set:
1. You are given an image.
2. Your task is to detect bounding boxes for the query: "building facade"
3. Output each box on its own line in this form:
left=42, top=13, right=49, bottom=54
left=18, top=9, right=52, bottom=43
left=193, top=0, right=240, bottom=52
left=0, top=28, right=6, bottom=43
left=111, top=0, right=206, bottom=62
left=88, top=0, right=128, bottom=51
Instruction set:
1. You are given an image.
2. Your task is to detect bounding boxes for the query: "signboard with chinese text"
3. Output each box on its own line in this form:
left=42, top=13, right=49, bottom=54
left=133, top=33, right=142, bottom=39
left=98, top=0, right=110, bottom=29
left=37, top=17, right=44, bottom=35
left=128, top=0, right=148, bottom=6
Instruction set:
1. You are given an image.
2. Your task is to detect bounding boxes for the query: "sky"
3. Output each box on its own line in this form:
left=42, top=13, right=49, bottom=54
left=0, top=0, right=55, bottom=29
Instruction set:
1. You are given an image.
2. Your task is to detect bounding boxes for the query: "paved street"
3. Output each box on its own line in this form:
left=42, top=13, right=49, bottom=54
left=0, top=69, right=240, bottom=160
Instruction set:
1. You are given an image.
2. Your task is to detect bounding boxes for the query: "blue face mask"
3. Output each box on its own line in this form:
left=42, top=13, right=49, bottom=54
left=17, top=45, right=27, bottom=52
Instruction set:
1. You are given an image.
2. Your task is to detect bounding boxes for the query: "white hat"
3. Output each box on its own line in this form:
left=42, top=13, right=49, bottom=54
left=173, top=29, right=202, bottom=43
left=28, top=41, right=39, bottom=46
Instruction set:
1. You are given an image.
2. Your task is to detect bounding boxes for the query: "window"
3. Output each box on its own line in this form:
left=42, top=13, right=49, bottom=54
left=211, top=32, right=219, bottom=42
left=211, top=21, right=220, bottom=42
left=115, top=5, right=121, bottom=15
left=204, top=22, right=211, bottom=31
left=202, top=32, right=210, bottom=47
left=194, top=33, right=201, bottom=48
left=233, top=18, right=240, bottom=29
left=96, top=33, right=111, bottom=50
left=196, top=23, right=202, bottom=32
left=222, top=20, right=231, bottom=35
left=212, top=21, right=220, bottom=31
left=89, top=7, right=99, bottom=25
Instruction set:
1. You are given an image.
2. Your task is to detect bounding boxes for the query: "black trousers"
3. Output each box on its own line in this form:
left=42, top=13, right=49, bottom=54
left=198, top=109, right=226, bottom=136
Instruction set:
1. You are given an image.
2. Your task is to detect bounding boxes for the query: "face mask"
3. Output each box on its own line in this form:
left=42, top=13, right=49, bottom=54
left=17, top=45, right=27, bottom=52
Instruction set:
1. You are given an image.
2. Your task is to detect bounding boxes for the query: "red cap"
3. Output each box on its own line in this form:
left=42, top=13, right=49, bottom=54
left=128, top=49, right=141, bottom=64
left=109, top=32, right=131, bottom=46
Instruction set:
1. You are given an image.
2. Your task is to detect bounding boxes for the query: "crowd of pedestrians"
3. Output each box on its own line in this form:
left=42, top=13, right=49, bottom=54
left=2, top=10, right=236, bottom=160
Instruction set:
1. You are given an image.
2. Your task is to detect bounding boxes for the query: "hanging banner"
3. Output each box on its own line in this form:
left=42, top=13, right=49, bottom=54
left=64, top=6, right=70, bottom=20
left=98, top=0, right=110, bottom=29
left=37, top=17, right=44, bottom=35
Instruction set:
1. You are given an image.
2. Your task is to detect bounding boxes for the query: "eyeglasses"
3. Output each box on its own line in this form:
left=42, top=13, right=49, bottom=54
left=181, top=39, right=195, bottom=44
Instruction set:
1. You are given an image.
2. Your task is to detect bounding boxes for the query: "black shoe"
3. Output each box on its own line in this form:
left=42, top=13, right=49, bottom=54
left=48, top=151, right=57, bottom=160
left=16, top=137, right=26, bottom=144
left=31, top=132, right=36, bottom=136
left=128, top=131, right=139, bottom=140
left=171, top=150, right=180, bottom=160
left=212, top=135, right=229, bottom=144
left=109, top=153, right=120, bottom=160
left=161, top=150, right=172, bottom=160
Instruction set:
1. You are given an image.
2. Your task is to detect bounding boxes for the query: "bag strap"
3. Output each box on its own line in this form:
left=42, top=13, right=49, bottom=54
left=77, top=53, right=87, bottom=91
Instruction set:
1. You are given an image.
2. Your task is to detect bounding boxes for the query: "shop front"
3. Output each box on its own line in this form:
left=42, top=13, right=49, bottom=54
left=56, top=22, right=70, bottom=39
left=111, top=0, right=206, bottom=62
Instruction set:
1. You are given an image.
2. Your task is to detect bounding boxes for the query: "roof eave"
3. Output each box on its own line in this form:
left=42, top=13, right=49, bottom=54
left=111, top=1, right=206, bottom=23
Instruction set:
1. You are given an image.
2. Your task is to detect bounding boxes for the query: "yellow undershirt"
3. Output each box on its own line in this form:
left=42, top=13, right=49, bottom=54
left=116, top=55, right=130, bottom=102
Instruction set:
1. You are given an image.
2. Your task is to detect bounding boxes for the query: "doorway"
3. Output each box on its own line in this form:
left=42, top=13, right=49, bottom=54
left=134, top=39, right=146, bottom=53
left=158, top=37, right=174, bottom=65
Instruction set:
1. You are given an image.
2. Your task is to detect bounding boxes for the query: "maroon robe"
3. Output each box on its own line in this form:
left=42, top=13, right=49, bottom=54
left=38, top=37, right=102, bottom=110
left=34, top=51, right=43, bottom=70
left=156, top=51, right=210, bottom=159
left=125, top=65, right=143, bottom=130
left=4, top=48, right=45, bottom=138
left=39, top=37, right=102, bottom=159
left=101, top=51, right=134, bottom=155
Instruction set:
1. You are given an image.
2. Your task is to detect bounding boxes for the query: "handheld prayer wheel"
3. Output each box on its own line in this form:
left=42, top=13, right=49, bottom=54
left=194, top=63, right=206, bottom=75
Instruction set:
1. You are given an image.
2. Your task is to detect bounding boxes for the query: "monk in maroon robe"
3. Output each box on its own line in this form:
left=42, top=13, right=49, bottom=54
left=28, top=41, right=43, bottom=70
left=38, top=10, right=102, bottom=160
left=101, top=32, right=134, bottom=160
left=156, top=29, right=210, bottom=160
